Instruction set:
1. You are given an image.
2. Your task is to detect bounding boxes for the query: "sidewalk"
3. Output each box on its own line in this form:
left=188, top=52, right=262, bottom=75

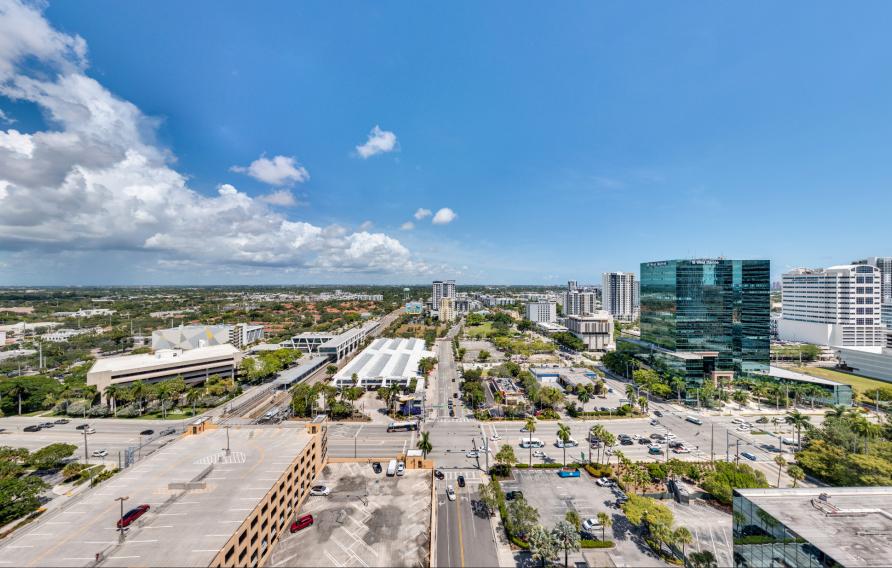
left=490, top=508, right=519, bottom=567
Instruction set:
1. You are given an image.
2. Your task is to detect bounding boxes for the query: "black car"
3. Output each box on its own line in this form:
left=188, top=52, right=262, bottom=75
left=372, top=462, right=382, bottom=474
left=140, top=429, right=154, bottom=436
left=24, top=424, right=41, bottom=432
left=434, top=469, right=445, bottom=480
left=506, top=490, right=524, bottom=501
left=40, top=422, right=54, bottom=428
left=654, top=410, right=663, bottom=417
left=449, top=409, right=455, bottom=417
left=457, top=475, right=466, bottom=488
left=160, top=428, right=176, bottom=436
left=54, top=418, right=70, bottom=424
left=638, top=438, right=650, bottom=445
left=620, top=438, right=634, bottom=446
left=76, top=424, right=89, bottom=430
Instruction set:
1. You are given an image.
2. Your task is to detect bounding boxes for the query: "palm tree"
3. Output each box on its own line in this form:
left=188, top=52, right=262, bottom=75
left=625, top=385, right=637, bottom=404
left=785, top=410, right=811, bottom=448
left=774, top=455, right=787, bottom=487
left=326, top=364, right=338, bottom=378
left=130, top=381, right=147, bottom=415
left=8, top=383, right=27, bottom=415
left=157, top=383, right=170, bottom=419
left=556, top=422, right=572, bottom=466
left=674, top=526, right=693, bottom=559
left=671, top=376, right=685, bottom=402
left=416, top=431, right=433, bottom=459
left=596, top=511, right=612, bottom=541
left=525, top=417, right=537, bottom=466
left=637, top=396, right=648, bottom=413
left=551, top=520, right=580, bottom=568
left=104, top=384, right=120, bottom=417
left=825, top=405, right=847, bottom=418
left=186, top=388, right=202, bottom=416
left=787, top=464, right=805, bottom=487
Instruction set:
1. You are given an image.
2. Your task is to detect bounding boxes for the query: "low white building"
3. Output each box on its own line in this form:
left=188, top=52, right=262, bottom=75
left=835, top=331, right=892, bottom=384
left=87, top=344, right=241, bottom=399
left=525, top=301, right=557, bottom=324
left=332, top=337, right=434, bottom=389
left=566, top=311, right=614, bottom=351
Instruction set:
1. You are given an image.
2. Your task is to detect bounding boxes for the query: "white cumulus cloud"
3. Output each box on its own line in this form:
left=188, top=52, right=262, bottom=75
left=258, top=189, right=299, bottom=207
left=432, top=207, right=457, bottom=225
left=414, top=208, right=431, bottom=220
left=0, top=0, right=423, bottom=277
left=231, top=155, right=309, bottom=186
left=0, top=109, right=15, bottom=124
left=400, top=221, right=414, bottom=231
left=355, top=125, right=398, bottom=159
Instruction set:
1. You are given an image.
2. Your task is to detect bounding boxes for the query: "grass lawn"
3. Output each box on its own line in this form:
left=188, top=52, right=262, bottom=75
left=132, top=408, right=209, bottom=420
left=465, top=322, right=494, bottom=339
left=792, top=366, right=892, bottom=396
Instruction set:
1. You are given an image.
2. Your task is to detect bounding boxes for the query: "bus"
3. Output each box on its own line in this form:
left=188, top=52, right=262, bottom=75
left=387, top=421, right=418, bottom=432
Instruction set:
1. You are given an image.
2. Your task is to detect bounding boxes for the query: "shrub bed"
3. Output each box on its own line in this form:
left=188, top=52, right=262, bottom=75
left=581, top=539, right=615, bottom=549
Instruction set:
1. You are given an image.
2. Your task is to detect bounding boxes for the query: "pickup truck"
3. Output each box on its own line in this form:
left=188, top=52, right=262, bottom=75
left=557, top=468, right=581, bottom=478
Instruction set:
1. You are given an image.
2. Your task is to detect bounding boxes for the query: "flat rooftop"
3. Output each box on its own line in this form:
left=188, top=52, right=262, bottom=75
left=334, top=337, right=433, bottom=383
left=764, top=365, right=844, bottom=387
left=90, top=344, right=240, bottom=374
left=0, top=427, right=312, bottom=567
left=736, top=487, right=892, bottom=567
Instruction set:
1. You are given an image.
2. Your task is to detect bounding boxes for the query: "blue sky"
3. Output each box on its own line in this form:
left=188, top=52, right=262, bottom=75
left=0, top=1, right=891, bottom=285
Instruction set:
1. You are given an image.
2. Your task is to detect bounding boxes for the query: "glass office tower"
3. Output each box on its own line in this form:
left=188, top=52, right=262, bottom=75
left=640, top=259, right=770, bottom=376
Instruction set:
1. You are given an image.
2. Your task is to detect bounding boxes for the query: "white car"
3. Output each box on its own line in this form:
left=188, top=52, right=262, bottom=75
left=732, top=418, right=745, bottom=425
left=466, top=451, right=479, bottom=458
left=84, top=427, right=96, bottom=434
left=581, top=518, right=602, bottom=532
left=532, top=450, right=545, bottom=458
left=397, top=461, right=405, bottom=476
left=490, top=434, right=502, bottom=441
left=446, top=485, right=456, bottom=501
left=665, top=433, right=677, bottom=440
left=91, top=449, right=107, bottom=458
left=555, top=438, right=578, bottom=448
left=595, top=477, right=612, bottom=487
left=782, top=437, right=797, bottom=445
left=309, top=485, right=330, bottom=496
left=673, top=446, right=692, bottom=454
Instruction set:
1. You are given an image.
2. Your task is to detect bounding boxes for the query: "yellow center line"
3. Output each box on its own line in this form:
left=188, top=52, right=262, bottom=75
left=454, top=485, right=465, bottom=568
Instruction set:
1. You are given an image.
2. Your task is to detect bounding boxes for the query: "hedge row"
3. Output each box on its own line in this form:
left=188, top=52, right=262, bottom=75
left=581, top=539, right=615, bottom=549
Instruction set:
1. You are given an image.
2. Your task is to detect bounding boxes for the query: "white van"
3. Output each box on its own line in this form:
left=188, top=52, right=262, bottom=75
left=386, top=459, right=398, bottom=476
left=520, top=438, right=544, bottom=449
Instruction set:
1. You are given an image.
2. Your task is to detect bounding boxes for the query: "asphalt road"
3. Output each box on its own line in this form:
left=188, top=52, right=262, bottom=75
left=436, top=475, right=499, bottom=568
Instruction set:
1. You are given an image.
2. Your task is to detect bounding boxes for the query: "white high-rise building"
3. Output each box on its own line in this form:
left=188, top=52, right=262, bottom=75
left=779, top=265, right=886, bottom=347
left=602, top=272, right=637, bottom=322
left=853, top=257, right=892, bottom=329
left=432, top=280, right=455, bottom=312
left=525, top=301, right=557, bottom=324
left=566, top=312, right=615, bottom=351
left=563, top=290, right=597, bottom=316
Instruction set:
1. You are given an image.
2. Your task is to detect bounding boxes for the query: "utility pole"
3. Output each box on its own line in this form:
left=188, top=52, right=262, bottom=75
left=710, top=423, right=714, bottom=463
left=116, top=496, right=129, bottom=538
left=84, top=428, right=90, bottom=464
left=735, top=440, right=740, bottom=465
left=225, top=425, right=231, bottom=456
left=726, top=430, right=730, bottom=462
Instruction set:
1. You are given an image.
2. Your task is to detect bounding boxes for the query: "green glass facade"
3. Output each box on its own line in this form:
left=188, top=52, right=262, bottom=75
left=733, top=492, right=840, bottom=567
left=640, top=259, right=770, bottom=376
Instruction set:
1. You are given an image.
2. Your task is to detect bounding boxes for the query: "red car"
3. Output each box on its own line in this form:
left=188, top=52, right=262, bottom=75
left=290, top=514, right=313, bottom=533
left=117, top=504, right=150, bottom=528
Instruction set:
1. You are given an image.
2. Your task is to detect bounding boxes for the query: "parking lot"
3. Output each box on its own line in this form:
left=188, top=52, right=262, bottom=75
left=666, top=499, right=734, bottom=567
left=500, top=470, right=663, bottom=567
left=268, top=462, right=432, bottom=568
left=0, top=415, right=186, bottom=467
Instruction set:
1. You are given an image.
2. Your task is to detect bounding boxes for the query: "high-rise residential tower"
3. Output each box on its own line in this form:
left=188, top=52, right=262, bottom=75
left=780, top=265, right=886, bottom=347
left=602, top=272, right=637, bottom=322
left=563, top=280, right=597, bottom=316
left=852, top=257, right=892, bottom=328
left=431, top=280, right=455, bottom=312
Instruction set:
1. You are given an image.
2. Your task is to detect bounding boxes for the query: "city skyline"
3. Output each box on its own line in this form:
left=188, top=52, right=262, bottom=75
left=2, top=1, right=892, bottom=285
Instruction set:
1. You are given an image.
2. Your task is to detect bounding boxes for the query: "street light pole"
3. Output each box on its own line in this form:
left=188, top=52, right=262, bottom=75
left=83, top=428, right=90, bottom=464
left=116, top=496, right=129, bottom=538
left=225, top=425, right=231, bottom=456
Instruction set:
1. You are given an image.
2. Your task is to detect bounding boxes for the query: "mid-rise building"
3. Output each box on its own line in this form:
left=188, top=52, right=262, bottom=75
left=431, top=280, right=455, bottom=311
left=602, top=272, right=637, bottom=322
left=87, top=344, right=241, bottom=399
left=405, top=301, right=424, bottom=315
left=525, top=301, right=557, bottom=324
left=780, top=265, right=885, bottom=347
left=438, top=297, right=456, bottom=322
left=563, top=289, right=598, bottom=316
left=152, top=323, right=264, bottom=351
left=565, top=312, right=614, bottom=351
left=733, top=487, right=892, bottom=568
left=628, top=258, right=770, bottom=389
